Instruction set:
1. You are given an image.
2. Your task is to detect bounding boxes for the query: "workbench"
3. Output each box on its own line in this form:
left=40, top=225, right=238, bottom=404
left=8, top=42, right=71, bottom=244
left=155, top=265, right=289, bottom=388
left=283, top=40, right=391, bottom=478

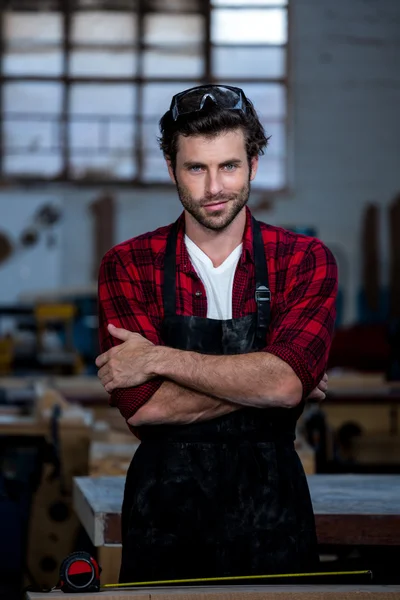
left=305, top=372, right=400, bottom=468
left=72, top=474, right=400, bottom=584
left=26, top=584, right=400, bottom=600
left=317, top=372, right=400, bottom=434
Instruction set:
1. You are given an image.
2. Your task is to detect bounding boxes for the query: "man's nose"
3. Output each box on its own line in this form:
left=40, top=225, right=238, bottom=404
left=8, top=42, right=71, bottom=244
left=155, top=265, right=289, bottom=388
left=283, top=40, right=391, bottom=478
left=205, top=171, right=223, bottom=197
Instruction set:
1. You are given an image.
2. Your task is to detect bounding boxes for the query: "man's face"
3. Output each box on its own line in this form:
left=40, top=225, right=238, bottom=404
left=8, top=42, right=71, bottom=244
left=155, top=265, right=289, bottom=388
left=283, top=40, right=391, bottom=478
left=167, top=128, right=258, bottom=231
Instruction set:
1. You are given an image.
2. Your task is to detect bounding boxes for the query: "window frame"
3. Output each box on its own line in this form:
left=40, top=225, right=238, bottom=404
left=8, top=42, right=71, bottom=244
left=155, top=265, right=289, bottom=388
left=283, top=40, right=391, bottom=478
left=0, top=0, right=290, bottom=192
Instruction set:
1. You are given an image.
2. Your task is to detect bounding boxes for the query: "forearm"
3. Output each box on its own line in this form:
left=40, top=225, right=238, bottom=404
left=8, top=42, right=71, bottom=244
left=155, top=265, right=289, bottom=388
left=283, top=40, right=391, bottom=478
left=128, top=380, right=241, bottom=427
left=152, top=349, right=303, bottom=408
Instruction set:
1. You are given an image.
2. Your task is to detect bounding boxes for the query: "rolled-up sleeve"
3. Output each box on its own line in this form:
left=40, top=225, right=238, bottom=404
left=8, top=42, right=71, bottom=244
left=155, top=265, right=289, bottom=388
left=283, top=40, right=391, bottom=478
left=264, top=240, right=338, bottom=397
left=98, top=250, right=163, bottom=421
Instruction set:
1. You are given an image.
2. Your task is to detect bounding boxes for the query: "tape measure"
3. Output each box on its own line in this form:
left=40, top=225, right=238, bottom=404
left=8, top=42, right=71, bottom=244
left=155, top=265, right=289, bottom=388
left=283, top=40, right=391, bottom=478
left=56, top=551, right=372, bottom=593
left=59, top=551, right=101, bottom=593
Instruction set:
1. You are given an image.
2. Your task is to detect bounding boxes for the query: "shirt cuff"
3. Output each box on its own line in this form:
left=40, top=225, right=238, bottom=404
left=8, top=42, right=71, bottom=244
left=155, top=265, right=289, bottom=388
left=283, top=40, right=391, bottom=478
left=109, top=378, right=164, bottom=421
left=263, top=343, right=316, bottom=397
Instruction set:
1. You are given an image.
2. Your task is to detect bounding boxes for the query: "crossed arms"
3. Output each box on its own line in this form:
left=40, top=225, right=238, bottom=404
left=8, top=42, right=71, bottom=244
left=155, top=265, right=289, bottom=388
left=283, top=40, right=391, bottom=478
left=96, top=324, right=311, bottom=426
left=96, top=240, right=337, bottom=429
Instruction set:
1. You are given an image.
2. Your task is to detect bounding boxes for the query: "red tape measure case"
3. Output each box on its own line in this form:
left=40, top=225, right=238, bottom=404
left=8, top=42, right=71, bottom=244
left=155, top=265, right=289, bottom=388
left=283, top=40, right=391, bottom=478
left=59, top=551, right=101, bottom=593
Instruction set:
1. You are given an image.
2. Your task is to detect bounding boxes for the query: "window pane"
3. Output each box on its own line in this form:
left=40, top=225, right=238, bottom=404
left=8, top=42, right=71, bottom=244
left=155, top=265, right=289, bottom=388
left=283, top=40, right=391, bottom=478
left=227, top=82, right=286, bottom=118
left=4, top=49, right=63, bottom=76
left=109, top=122, right=135, bottom=150
left=70, top=118, right=136, bottom=154
left=141, top=121, right=161, bottom=151
left=70, top=120, right=135, bottom=152
left=69, top=114, right=135, bottom=180
left=70, top=122, right=100, bottom=151
left=142, top=82, right=199, bottom=118
left=4, top=155, right=62, bottom=177
left=213, top=0, right=287, bottom=5
left=71, top=12, right=136, bottom=44
left=253, top=155, right=285, bottom=189
left=70, top=50, right=137, bottom=76
left=213, top=46, right=285, bottom=78
left=142, top=154, right=170, bottom=182
left=70, top=84, right=136, bottom=116
left=4, top=12, right=62, bottom=46
left=69, top=155, right=135, bottom=180
left=4, top=120, right=55, bottom=153
left=144, top=14, right=204, bottom=45
left=262, top=120, right=285, bottom=157
left=211, top=9, right=287, bottom=44
left=143, top=49, right=204, bottom=77
left=4, top=83, right=62, bottom=114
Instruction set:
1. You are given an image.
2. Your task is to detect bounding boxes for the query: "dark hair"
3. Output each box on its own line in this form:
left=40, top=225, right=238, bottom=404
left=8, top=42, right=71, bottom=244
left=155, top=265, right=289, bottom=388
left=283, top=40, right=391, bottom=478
left=158, top=90, right=270, bottom=170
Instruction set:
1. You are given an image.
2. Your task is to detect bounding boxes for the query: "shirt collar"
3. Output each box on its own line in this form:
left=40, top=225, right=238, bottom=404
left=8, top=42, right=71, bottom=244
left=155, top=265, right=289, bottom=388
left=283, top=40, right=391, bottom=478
left=240, top=207, right=254, bottom=266
left=156, top=207, right=255, bottom=272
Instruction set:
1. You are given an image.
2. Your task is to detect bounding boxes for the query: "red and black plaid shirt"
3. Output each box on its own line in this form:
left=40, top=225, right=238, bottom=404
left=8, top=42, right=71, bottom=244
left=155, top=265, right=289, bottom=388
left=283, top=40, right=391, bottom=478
left=98, top=207, right=338, bottom=422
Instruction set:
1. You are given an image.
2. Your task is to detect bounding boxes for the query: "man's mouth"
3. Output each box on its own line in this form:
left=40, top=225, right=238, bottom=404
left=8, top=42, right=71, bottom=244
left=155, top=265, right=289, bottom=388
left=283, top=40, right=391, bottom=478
left=203, top=200, right=229, bottom=210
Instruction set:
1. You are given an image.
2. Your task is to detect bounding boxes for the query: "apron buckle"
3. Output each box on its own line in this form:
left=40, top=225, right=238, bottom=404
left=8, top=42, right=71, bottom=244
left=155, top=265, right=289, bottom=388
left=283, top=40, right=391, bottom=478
left=255, top=286, right=271, bottom=303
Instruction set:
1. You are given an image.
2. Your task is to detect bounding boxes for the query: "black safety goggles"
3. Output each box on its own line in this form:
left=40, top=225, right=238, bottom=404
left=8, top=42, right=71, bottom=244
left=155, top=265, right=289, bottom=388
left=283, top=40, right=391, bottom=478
left=169, top=85, right=248, bottom=121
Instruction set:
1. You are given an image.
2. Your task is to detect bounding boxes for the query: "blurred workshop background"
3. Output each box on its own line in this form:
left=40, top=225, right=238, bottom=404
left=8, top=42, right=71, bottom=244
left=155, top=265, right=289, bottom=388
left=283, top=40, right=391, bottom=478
left=0, top=0, right=399, bottom=596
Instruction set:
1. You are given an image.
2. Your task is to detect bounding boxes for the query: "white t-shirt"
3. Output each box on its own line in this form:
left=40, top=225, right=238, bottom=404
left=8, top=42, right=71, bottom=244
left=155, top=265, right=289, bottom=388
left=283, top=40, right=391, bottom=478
left=185, top=235, right=243, bottom=320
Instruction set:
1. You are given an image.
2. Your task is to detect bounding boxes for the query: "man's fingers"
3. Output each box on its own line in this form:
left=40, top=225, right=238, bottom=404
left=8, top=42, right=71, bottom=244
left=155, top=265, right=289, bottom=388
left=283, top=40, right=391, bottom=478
left=308, top=373, right=329, bottom=401
left=98, top=365, right=116, bottom=389
left=318, top=380, right=328, bottom=392
left=105, top=381, right=116, bottom=393
left=108, top=323, right=131, bottom=342
left=307, top=387, right=326, bottom=401
left=97, top=363, right=108, bottom=379
left=95, top=352, right=109, bottom=368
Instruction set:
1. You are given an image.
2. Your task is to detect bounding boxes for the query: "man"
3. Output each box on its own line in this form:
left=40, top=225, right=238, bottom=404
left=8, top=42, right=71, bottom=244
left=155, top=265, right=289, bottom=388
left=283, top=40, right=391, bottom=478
left=96, top=85, right=337, bottom=583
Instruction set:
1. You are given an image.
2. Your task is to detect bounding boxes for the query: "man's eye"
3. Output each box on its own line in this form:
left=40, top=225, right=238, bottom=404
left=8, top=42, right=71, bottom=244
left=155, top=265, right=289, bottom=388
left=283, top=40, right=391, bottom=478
left=223, top=164, right=237, bottom=172
left=189, top=165, right=203, bottom=172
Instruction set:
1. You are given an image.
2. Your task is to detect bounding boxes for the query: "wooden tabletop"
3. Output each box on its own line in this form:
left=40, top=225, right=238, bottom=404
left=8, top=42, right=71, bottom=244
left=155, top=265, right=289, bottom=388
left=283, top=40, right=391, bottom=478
left=324, top=373, right=400, bottom=404
left=325, top=387, right=400, bottom=405
left=26, top=584, right=400, bottom=600
left=73, top=474, right=400, bottom=548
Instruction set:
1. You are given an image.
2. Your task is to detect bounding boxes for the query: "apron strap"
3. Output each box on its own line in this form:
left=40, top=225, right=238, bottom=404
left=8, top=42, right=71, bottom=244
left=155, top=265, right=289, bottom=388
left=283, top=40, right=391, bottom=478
left=252, top=217, right=271, bottom=348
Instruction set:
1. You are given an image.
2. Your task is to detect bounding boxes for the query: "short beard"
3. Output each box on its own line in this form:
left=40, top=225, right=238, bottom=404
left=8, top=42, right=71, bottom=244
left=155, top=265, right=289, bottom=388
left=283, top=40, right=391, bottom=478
left=176, top=180, right=251, bottom=232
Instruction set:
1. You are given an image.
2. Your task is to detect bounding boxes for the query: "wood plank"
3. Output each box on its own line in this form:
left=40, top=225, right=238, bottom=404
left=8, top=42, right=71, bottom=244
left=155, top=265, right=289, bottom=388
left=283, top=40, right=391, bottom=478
left=73, top=475, right=400, bottom=548
left=323, top=372, right=400, bottom=405
left=316, top=514, right=400, bottom=546
left=0, top=375, right=109, bottom=403
left=73, top=474, right=103, bottom=545
left=26, top=584, right=400, bottom=600
left=308, top=475, right=400, bottom=514
left=324, top=390, right=400, bottom=405
left=98, top=545, right=123, bottom=586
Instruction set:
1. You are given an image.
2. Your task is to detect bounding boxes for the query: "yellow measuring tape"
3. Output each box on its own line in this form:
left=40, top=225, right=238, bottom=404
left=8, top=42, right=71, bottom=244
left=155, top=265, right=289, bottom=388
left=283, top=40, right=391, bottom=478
left=102, top=569, right=372, bottom=588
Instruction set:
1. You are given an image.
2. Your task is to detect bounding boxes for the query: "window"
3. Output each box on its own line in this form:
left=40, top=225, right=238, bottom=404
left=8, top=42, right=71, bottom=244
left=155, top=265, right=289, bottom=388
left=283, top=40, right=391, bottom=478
left=0, top=0, right=288, bottom=189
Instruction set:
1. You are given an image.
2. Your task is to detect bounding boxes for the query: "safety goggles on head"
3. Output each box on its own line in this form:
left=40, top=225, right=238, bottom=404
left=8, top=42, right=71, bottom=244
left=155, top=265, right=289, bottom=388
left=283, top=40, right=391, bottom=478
left=169, top=85, right=249, bottom=121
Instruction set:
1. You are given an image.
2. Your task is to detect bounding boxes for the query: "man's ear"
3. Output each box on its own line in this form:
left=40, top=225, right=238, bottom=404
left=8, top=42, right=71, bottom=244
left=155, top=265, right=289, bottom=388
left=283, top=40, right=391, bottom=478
left=166, top=159, right=176, bottom=184
left=249, top=156, right=259, bottom=181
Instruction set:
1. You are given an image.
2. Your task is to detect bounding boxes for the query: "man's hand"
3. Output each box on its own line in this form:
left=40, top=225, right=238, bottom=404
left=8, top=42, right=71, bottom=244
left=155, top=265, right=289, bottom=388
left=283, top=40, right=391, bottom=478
left=306, top=373, right=328, bottom=402
left=96, top=324, right=157, bottom=392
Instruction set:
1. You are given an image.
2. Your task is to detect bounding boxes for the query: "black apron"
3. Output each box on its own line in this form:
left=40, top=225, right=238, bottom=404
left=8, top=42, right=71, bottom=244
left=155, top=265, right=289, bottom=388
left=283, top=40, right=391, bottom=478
left=119, top=218, right=319, bottom=583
